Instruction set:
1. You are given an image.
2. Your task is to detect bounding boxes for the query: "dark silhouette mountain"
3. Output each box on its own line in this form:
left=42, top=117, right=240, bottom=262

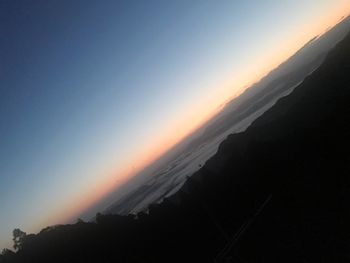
left=2, top=21, right=350, bottom=263
left=102, top=16, right=350, bottom=217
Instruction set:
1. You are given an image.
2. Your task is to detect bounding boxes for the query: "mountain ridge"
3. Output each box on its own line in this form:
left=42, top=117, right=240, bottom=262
left=2, top=17, right=350, bottom=263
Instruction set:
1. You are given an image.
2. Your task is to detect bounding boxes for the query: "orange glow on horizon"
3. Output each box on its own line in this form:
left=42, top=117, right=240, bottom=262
left=31, top=5, right=350, bottom=234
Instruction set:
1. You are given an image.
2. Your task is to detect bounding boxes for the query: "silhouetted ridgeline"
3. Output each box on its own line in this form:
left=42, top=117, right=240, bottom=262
left=1, top=29, right=350, bottom=263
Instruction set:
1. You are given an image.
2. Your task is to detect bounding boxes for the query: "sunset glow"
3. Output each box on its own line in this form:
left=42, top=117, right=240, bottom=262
left=1, top=0, right=349, bottom=250
left=57, top=3, right=350, bottom=230
left=32, top=1, right=350, bottom=232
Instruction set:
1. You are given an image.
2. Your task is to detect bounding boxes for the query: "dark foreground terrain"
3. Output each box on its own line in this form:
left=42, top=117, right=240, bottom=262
left=2, top=28, right=350, bottom=263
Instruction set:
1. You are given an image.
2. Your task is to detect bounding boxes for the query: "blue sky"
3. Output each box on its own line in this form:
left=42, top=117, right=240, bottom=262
left=0, top=0, right=348, bottom=249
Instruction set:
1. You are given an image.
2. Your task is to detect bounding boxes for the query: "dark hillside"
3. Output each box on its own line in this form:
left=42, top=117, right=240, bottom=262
left=2, top=27, right=350, bottom=263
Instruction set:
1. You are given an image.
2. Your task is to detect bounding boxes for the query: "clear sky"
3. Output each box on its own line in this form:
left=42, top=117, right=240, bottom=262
left=0, top=0, right=349, bottom=250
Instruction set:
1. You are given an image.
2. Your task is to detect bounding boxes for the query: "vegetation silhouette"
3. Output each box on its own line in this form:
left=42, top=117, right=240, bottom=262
left=1, top=24, right=350, bottom=263
left=12, top=229, right=26, bottom=252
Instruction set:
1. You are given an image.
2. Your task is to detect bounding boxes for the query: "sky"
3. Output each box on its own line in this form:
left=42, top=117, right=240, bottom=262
left=0, top=0, right=349, bottom=250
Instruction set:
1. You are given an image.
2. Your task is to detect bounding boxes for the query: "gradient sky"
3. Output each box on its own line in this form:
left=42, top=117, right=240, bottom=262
left=0, top=0, right=349, bottom=249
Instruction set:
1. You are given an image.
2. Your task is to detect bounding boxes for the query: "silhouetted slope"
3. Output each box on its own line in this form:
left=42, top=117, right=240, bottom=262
left=196, top=23, right=350, bottom=262
left=2, top=27, right=350, bottom=263
left=102, top=17, right=350, bottom=218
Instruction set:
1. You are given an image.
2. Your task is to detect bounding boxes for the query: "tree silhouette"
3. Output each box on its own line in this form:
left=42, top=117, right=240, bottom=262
left=95, top=212, right=102, bottom=224
left=12, top=229, right=26, bottom=251
left=76, top=218, right=84, bottom=224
